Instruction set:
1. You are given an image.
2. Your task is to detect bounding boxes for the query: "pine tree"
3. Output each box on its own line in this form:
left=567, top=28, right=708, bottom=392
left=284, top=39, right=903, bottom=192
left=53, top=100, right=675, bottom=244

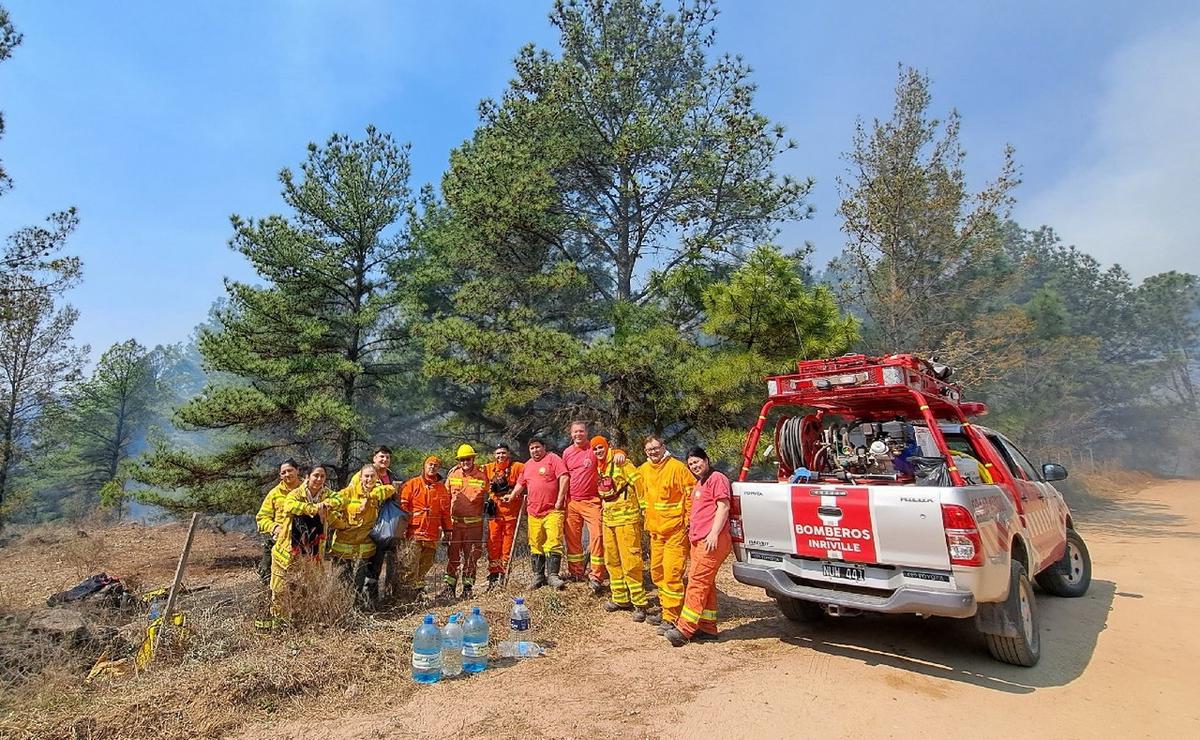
left=135, top=128, right=417, bottom=513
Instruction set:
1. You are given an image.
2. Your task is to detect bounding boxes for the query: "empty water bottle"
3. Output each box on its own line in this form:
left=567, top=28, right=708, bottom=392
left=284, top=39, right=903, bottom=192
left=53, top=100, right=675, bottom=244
left=411, top=614, right=442, bottom=684
left=441, top=613, right=464, bottom=678
left=497, top=640, right=546, bottom=658
left=462, top=606, right=489, bottom=673
left=508, top=597, right=531, bottom=642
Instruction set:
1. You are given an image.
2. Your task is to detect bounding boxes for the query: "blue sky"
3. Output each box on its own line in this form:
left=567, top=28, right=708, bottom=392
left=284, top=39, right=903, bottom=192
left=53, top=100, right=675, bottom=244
left=2, top=0, right=1198, bottom=358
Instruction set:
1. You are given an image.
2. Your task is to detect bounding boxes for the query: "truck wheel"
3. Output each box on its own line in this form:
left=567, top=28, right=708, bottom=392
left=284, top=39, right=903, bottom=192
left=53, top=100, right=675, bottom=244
left=1035, top=529, right=1091, bottom=597
left=984, top=561, right=1040, bottom=667
left=775, top=595, right=824, bottom=623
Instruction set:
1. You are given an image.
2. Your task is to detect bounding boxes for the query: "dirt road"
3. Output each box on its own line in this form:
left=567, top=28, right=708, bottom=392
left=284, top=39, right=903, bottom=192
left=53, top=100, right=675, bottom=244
left=258, top=480, right=1200, bottom=739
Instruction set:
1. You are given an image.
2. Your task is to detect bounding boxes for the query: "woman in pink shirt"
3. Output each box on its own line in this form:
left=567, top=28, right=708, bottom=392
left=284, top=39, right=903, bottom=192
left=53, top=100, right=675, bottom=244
left=664, top=447, right=732, bottom=646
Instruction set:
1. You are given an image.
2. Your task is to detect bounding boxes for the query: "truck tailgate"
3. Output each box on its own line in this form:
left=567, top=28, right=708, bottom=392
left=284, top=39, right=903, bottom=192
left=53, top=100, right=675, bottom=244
left=732, top=482, right=952, bottom=570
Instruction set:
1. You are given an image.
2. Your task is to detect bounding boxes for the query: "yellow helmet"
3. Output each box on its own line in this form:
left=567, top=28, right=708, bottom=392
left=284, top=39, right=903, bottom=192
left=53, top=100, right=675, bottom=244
left=455, top=443, right=477, bottom=459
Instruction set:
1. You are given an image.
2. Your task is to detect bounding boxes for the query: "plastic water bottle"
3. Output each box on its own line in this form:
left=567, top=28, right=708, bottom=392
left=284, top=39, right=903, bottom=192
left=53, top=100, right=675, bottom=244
left=462, top=606, right=489, bottom=673
left=411, top=614, right=442, bottom=684
left=497, top=640, right=546, bottom=658
left=508, top=597, right=531, bottom=642
left=441, top=613, right=464, bottom=678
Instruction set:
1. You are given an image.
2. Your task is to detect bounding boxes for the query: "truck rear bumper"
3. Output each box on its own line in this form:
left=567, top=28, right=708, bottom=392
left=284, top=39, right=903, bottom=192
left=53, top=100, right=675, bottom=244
left=733, top=562, right=977, bottom=618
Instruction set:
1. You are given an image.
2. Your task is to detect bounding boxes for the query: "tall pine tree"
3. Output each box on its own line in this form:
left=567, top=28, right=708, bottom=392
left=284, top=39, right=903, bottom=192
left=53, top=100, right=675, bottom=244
left=136, top=128, right=417, bottom=513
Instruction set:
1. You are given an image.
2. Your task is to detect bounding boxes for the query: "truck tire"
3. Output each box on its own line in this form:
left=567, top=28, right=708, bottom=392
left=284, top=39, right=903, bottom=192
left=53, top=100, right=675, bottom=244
left=984, top=561, right=1040, bottom=667
left=775, top=595, right=824, bottom=623
left=1035, top=529, right=1091, bottom=597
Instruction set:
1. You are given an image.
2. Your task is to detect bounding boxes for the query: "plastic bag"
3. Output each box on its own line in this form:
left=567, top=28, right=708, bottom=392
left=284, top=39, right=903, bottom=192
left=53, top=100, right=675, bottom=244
left=909, top=456, right=951, bottom=487
left=370, top=498, right=409, bottom=549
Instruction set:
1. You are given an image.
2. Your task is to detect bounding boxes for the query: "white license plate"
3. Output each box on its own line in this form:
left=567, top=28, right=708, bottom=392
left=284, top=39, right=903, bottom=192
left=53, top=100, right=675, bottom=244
left=822, top=562, right=865, bottom=582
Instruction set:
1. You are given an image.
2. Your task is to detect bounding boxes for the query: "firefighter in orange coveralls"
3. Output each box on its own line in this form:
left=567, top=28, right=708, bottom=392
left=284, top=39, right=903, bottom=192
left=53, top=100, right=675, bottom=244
left=483, top=443, right=524, bottom=590
left=637, top=435, right=696, bottom=632
left=398, top=456, right=452, bottom=593
left=442, top=444, right=489, bottom=600
left=268, top=464, right=335, bottom=619
left=255, top=459, right=302, bottom=584
left=327, top=464, right=397, bottom=606
left=664, top=447, right=732, bottom=646
left=592, top=436, right=648, bottom=621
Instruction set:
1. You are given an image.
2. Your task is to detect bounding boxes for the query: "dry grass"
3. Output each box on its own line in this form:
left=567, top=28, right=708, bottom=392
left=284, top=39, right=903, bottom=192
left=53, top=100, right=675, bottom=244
left=0, top=520, right=607, bottom=739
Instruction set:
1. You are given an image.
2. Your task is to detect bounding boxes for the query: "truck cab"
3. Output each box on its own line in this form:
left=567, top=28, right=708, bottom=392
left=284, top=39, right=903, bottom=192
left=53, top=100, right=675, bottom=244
left=730, top=354, right=1091, bottom=666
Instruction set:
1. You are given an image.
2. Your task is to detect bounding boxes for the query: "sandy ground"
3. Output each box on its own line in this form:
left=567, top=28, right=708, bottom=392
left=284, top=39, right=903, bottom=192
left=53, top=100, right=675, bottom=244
left=249, top=479, right=1200, bottom=739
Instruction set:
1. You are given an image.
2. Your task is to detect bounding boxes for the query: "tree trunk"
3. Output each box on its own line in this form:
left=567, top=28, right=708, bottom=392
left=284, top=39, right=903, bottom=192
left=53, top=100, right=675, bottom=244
left=0, top=393, right=18, bottom=528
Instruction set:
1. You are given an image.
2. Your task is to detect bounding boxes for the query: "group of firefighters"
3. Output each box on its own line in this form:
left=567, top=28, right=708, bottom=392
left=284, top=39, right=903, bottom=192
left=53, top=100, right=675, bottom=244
left=255, top=420, right=733, bottom=646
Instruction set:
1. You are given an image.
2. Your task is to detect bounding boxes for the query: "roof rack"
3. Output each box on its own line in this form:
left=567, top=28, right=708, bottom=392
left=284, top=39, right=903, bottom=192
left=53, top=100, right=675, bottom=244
left=764, top=353, right=987, bottom=421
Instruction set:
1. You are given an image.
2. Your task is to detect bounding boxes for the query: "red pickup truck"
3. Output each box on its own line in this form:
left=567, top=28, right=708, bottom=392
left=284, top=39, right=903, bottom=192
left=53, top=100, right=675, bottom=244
left=729, top=354, right=1092, bottom=666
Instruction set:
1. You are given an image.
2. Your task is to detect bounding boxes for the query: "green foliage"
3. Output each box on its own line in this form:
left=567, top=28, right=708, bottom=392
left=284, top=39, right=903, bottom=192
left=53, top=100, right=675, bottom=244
left=834, top=65, right=1020, bottom=356
left=135, top=128, right=420, bottom=514
left=408, top=0, right=841, bottom=458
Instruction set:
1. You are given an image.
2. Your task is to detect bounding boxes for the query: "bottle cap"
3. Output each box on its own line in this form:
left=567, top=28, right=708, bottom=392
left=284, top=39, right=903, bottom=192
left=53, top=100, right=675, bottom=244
left=448, top=614, right=459, bottom=622
left=515, top=597, right=525, bottom=604
left=423, top=614, right=434, bottom=624
left=472, top=606, right=481, bottom=615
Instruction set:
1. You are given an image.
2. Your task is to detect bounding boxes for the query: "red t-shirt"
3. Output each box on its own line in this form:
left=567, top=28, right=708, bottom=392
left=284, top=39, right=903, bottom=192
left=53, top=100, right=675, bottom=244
left=518, top=452, right=567, bottom=517
left=562, top=443, right=599, bottom=502
left=688, top=470, right=732, bottom=543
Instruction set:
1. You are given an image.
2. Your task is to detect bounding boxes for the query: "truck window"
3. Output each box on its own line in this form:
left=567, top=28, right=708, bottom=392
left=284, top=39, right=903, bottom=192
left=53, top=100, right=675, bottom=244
left=987, top=434, right=1038, bottom=481
left=998, top=436, right=1042, bottom=482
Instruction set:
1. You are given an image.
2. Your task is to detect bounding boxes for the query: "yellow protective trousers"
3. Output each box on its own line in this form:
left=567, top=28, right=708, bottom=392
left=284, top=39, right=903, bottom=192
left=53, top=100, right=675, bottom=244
left=402, top=541, right=437, bottom=589
left=649, top=527, right=689, bottom=623
left=602, top=523, right=647, bottom=607
left=528, top=510, right=565, bottom=556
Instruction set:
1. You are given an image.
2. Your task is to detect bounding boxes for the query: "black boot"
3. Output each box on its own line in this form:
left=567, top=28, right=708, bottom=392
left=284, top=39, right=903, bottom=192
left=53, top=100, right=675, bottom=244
left=545, top=553, right=565, bottom=590
left=486, top=572, right=501, bottom=592
left=531, top=555, right=548, bottom=588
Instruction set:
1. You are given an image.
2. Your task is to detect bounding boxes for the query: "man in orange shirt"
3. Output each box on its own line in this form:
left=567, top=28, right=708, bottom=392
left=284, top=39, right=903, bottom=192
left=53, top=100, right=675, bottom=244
left=442, top=444, right=490, bottom=600
left=398, top=456, right=452, bottom=593
left=483, top=443, right=525, bottom=590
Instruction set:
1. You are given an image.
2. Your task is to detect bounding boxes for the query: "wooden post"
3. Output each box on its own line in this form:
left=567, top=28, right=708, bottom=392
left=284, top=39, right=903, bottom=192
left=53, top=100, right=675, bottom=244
left=153, top=512, right=200, bottom=659
left=503, top=507, right=525, bottom=586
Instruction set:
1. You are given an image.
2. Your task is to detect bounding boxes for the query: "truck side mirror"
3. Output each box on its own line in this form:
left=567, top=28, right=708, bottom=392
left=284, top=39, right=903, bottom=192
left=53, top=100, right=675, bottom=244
left=1042, top=463, right=1068, bottom=482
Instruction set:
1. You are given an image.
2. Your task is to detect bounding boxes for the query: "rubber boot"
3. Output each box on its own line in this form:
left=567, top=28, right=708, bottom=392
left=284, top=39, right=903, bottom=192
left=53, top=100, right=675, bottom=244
left=461, top=583, right=474, bottom=600
left=632, top=606, right=647, bottom=622
left=486, top=573, right=501, bottom=592
left=545, top=553, right=566, bottom=590
left=531, top=555, right=548, bottom=589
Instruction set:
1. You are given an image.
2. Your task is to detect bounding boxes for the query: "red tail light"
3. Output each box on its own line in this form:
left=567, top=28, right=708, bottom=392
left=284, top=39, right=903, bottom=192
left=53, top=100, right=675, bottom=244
left=941, top=504, right=983, bottom=566
left=729, top=495, right=744, bottom=543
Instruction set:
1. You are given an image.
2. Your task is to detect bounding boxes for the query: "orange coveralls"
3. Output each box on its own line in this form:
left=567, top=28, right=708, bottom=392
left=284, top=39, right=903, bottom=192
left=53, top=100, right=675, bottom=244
left=483, top=461, right=525, bottom=577
left=398, top=473, right=451, bottom=588
left=445, top=464, right=489, bottom=588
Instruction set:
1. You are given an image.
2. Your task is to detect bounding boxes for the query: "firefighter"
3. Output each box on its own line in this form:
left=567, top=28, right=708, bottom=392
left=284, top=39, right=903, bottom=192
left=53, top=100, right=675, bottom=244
left=327, top=463, right=396, bottom=606
left=255, top=459, right=302, bottom=584
left=664, top=447, right=732, bottom=646
left=512, top=437, right=569, bottom=589
left=483, top=443, right=525, bottom=590
left=563, top=420, right=606, bottom=595
left=442, top=444, right=489, bottom=600
left=269, top=464, right=335, bottom=619
left=592, top=436, right=648, bottom=621
left=350, top=446, right=400, bottom=600
left=637, top=435, right=696, bottom=632
left=398, top=456, right=452, bottom=593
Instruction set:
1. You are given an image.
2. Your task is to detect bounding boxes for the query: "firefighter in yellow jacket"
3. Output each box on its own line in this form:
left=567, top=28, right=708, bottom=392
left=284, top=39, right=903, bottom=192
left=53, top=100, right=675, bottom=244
left=269, top=464, right=335, bottom=619
left=637, top=435, right=696, bottom=632
left=254, top=459, right=302, bottom=583
left=592, top=435, right=648, bottom=621
left=327, top=463, right=396, bottom=605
